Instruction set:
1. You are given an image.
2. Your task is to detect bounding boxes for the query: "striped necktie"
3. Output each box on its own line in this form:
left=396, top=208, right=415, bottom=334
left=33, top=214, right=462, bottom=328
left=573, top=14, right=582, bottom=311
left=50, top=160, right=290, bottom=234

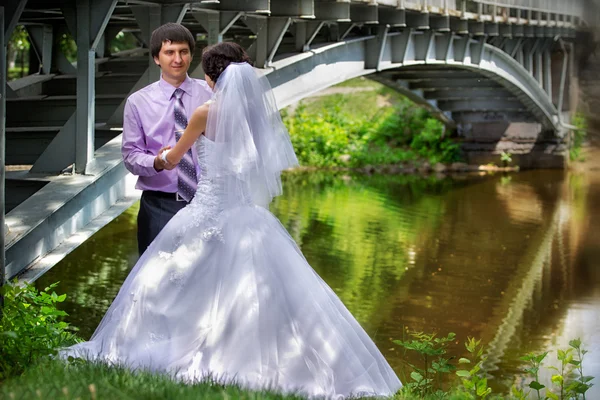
left=173, top=88, right=197, bottom=202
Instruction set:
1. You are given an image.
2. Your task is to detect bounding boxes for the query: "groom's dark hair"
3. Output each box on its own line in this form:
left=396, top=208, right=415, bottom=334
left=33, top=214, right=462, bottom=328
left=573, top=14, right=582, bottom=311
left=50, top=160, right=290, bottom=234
left=202, top=42, right=253, bottom=83
left=150, top=23, right=196, bottom=59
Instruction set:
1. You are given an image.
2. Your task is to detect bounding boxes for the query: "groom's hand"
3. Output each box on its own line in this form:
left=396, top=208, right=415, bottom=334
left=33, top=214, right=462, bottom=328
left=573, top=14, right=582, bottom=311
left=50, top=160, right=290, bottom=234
left=155, top=146, right=176, bottom=171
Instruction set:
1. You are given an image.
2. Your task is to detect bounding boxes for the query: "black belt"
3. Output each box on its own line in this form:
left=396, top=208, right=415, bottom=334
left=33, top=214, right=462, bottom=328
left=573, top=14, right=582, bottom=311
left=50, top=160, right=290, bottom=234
left=142, top=190, right=190, bottom=202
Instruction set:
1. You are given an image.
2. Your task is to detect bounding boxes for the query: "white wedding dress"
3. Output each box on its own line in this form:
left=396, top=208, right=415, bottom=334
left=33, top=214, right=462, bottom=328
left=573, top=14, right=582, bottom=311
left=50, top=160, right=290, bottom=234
left=62, top=64, right=401, bottom=399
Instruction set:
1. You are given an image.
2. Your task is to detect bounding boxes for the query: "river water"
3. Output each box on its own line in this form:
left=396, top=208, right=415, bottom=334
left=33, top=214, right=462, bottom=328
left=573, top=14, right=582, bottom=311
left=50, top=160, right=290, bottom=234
left=36, top=169, right=600, bottom=397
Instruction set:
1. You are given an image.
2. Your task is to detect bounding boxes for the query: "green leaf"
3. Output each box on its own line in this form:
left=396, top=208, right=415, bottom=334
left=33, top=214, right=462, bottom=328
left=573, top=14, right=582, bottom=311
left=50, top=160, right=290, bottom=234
left=410, top=371, right=423, bottom=383
left=456, top=370, right=471, bottom=377
left=551, top=375, right=564, bottom=385
left=546, top=392, right=560, bottom=400
left=529, top=381, right=545, bottom=391
left=458, top=358, right=471, bottom=364
left=462, top=379, right=475, bottom=390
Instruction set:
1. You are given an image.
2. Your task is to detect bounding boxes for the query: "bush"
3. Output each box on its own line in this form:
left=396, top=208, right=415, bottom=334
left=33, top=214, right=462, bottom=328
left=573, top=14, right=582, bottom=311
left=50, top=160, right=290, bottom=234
left=282, top=90, right=462, bottom=168
left=0, top=281, right=78, bottom=381
left=570, top=113, right=587, bottom=162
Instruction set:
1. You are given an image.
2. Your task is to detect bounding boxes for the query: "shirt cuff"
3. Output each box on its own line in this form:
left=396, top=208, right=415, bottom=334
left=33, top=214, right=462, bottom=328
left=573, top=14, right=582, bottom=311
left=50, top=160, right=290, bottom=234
left=143, top=153, right=160, bottom=176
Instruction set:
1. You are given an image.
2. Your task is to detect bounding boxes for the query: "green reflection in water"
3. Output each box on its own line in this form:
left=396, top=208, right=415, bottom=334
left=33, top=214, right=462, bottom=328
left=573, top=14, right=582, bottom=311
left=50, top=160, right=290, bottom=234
left=36, top=170, right=600, bottom=397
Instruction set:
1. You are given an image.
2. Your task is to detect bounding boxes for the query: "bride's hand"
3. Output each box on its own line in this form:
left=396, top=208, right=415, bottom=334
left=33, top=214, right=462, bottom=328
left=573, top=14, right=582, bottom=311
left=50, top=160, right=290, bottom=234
left=156, top=146, right=176, bottom=171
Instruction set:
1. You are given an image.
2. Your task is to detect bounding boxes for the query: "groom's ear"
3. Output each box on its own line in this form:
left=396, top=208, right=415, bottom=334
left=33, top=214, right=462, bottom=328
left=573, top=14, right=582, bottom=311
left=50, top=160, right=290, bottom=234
left=153, top=56, right=161, bottom=67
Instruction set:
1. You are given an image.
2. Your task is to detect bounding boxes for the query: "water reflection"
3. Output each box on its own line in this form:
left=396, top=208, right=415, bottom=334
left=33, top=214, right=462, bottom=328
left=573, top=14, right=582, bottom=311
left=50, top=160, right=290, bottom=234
left=36, top=170, right=599, bottom=397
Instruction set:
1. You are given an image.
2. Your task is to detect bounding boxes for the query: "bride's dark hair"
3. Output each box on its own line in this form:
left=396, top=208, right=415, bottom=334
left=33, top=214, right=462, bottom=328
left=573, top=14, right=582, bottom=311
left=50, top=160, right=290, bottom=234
left=202, top=42, right=253, bottom=83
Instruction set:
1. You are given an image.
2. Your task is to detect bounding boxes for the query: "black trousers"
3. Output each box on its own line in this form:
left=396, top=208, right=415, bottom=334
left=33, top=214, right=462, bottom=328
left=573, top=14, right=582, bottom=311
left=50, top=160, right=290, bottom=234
left=137, top=191, right=188, bottom=256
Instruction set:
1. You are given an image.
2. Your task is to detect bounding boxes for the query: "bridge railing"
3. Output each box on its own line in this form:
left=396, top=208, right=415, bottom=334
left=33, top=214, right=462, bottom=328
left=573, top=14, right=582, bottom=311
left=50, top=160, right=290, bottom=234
left=373, top=0, right=592, bottom=23
left=467, top=0, right=587, bottom=19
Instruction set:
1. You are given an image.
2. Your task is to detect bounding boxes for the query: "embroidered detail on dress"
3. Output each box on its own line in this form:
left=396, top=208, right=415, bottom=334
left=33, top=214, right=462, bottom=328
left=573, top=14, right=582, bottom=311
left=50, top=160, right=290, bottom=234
left=158, top=251, right=173, bottom=260
left=169, top=271, right=186, bottom=288
left=175, top=138, right=224, bottom=246
left=149, top=332, right=166, bottom=343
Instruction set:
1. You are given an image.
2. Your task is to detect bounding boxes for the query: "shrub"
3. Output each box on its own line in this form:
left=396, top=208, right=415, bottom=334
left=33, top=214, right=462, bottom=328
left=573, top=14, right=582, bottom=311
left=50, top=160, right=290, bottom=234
left=0, top=281, right=78, bottom=381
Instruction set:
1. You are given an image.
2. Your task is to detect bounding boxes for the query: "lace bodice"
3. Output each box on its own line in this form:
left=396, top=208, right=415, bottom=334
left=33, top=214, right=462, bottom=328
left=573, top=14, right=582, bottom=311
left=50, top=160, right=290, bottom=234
left=173, top=136, right=255, bottom=243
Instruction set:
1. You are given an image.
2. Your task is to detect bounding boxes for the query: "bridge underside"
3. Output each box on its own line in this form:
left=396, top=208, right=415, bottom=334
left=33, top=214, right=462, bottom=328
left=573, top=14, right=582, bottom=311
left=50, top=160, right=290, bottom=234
left=1, top=0, right=592, bottom=281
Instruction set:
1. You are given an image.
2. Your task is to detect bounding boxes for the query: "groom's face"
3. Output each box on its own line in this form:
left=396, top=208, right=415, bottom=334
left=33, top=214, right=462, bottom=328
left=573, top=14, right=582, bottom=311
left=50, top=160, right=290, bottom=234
left=154, top=40, right=192, bottom=83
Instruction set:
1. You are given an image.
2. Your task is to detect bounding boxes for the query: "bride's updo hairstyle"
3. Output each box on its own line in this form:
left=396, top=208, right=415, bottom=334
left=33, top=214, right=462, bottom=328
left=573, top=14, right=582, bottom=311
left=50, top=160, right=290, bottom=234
left=201, top=42, right=253, bottom=83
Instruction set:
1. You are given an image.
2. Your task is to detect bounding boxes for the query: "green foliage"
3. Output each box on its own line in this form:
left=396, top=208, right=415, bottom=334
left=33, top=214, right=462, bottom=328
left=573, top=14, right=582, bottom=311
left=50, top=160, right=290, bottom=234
left=500, top=151, right=513, bottom=166
left=511, top=339, right=594, bottom=400
left=282, top=80, right=462, bottom=168
left=7, top=25, right=30, bottom=80
left=566, top=339, right=594, bottom=400
left=109, top=31, right=141, bottom=54
left=0, top=281, right=78, bottom=381
left=9, top=25, right=30, bottom=52
left=58, top=32, right=77, bottom=63
left=455, top=338, right=492, bottom=399
left=570, top=113, right=588, bottom=162
left=519, top=351, right=549, bottom=399
left=394, top=331, right=457, bottom=398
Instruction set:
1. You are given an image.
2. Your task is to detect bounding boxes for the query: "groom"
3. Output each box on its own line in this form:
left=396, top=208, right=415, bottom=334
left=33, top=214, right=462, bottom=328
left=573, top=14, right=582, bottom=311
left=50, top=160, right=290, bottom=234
left=122, top=23, right=213, bottom=256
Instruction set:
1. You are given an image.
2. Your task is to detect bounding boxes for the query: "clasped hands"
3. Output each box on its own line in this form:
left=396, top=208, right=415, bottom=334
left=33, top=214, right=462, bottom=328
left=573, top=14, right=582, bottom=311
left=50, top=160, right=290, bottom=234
left=154, top=146, right=177, bottom=171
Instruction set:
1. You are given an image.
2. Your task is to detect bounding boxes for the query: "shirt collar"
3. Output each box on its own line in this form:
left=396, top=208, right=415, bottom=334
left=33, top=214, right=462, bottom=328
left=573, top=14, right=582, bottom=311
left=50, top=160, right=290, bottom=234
left=159, top=74, right=193, bottom=100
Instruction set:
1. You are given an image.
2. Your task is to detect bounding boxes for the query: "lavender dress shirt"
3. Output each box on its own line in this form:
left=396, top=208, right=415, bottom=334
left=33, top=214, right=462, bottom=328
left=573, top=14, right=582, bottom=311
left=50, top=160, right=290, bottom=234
left=122, top=74, right=213, bottom=193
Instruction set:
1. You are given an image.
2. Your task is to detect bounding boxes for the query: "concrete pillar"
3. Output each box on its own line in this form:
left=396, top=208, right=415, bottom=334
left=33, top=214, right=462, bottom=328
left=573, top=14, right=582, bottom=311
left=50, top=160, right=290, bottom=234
left=455, top=112, right=567, bottom=169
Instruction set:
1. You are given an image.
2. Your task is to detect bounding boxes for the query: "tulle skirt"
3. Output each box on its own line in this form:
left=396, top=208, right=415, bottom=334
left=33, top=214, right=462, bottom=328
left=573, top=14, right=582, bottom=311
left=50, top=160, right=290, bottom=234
left=62, top=204, right=402, bottom=398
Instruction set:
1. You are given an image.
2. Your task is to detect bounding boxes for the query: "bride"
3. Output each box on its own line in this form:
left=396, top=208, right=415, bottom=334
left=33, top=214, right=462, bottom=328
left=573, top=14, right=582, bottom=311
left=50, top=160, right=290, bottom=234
left=62, top=42, right=402, bottom=398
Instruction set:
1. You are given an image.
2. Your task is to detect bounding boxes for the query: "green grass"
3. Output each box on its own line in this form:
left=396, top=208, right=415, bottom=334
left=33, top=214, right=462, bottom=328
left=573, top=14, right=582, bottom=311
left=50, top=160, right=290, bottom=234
left=0, top=358, right=309, bottom=400
left=0, top=358, right=498, bottom=400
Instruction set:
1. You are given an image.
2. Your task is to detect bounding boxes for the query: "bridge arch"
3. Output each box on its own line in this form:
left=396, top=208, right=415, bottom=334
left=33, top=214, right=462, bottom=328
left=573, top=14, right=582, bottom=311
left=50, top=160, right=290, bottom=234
left=266, top=32, right=561, bottom=134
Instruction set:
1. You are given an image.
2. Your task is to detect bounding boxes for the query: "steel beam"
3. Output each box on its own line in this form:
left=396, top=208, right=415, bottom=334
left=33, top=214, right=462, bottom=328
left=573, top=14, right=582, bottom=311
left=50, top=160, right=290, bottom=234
left=543, top=49, right=552, bottom=99
left=245, top=15, right=268, bottom=67
left=314, top=1, right=350, bottom=22
left=435, top=32, right=454, bottom=61
left=390, top=28, right=412, bottom=63
left=217, top=0, right=269, bottom=13
left=368, top=73, right=455, bottom=129
left=499, top=23, right=512, bottom=38
left=192, top=10, right=220, bottom=44
left=91, top=0, right=119, bottom=52
left=471, top=36, right=486, bottom=65
left=75, top=0, right=95, bottom=174
left=1, top=5, right=6, bottom=293
left=303, top=21, right=325, bottom=52
left=453, top=35, right=470, bottom=62
left=429, top=15, right=449, bottom=32
left=4, top=0, right=27, bottom=38
left=338, top=22, right=356, bottom=41
left=438, top=98, right=524, bottom=112
left=449, top=16, right=468, bottom=35
left=131, top=6, right=161, bottom=82
left=405, top=10, right=429, bottom=29
left=350, top=3, right=378, bottom=24
left=27, top=24, right=54, bottom=75
left=390, top=70, right=480, bottom=80
left=365, top=25, right=389, bottom=71
left=50, top=24, right=77, bottom=74
left=378, top=8, right=406, bottom=27
left=422, top=87, right=514, bottom=100
left=270, top=0, right=314, bottom=18
left=409, top=78, right=501, bottom=89
left=266, top=17, right=292, bottom=67
left=413, top=30, right=435, bottom=62
left=161, top=4, right=187, bottom=25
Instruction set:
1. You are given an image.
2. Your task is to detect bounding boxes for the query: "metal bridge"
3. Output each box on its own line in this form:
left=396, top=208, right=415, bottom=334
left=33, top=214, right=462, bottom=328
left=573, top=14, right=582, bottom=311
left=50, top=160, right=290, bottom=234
left=0, top=0, right=597, bottom=282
